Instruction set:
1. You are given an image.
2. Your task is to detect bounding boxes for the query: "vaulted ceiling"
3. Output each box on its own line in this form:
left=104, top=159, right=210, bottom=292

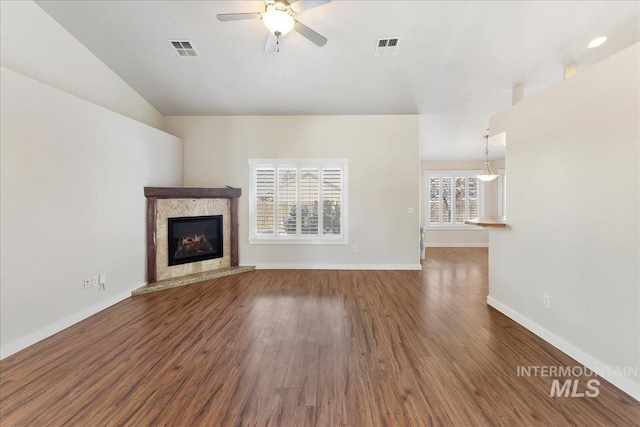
left=36, top=1, right=640, bottom=160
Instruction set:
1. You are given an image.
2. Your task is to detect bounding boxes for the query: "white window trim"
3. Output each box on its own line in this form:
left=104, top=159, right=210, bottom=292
left=424, top=170, right=484, bottom=229
left=248, top=158, right=349, bottom=245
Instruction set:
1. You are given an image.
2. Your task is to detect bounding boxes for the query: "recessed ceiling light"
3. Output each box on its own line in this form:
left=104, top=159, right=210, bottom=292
left=588, top=36, right=607, bottom=48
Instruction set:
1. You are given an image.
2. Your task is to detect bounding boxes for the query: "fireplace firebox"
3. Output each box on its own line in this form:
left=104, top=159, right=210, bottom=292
left=168, top=215, right=223, bottom=266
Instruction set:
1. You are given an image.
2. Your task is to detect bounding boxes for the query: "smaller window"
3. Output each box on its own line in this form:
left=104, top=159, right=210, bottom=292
left=425, top=170, right=483, bottom=228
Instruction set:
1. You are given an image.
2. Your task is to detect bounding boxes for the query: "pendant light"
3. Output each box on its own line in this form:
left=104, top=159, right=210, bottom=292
left=477, top=135, right=498, bottom=182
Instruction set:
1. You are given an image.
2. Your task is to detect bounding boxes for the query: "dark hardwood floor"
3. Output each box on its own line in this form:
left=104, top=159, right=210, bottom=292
left=1, top=248, right=639, bottom=426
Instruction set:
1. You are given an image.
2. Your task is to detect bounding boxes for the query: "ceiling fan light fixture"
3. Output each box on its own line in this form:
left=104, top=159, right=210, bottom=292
left=262, top=5, right=295, bottom=36
left=217, top=0, right=330, bottom=52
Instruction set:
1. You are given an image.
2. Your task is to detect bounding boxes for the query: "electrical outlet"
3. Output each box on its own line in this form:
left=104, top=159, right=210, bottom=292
left=543, top=295, right=550, bottom=309
left=352, top=246, right=357, bottom=253
left=83, top=278, right=91, bottom=289
left=407, top=207, right=414, bottom=214
left=92, top=275, right=99, bottom=288
left=99, top=274, right=106, bottom=285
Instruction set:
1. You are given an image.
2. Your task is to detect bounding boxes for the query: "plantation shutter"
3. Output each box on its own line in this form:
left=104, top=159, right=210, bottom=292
left=255, top=168, right=275, bottom=235
left=429, top=177, right=440, bottom=224
left=300, top=168, right=319, bottom=235
left=322, top=168, right=342, bottom=235
left=441, top=177, right=453, bottom=224
left=455, top=177, right=467, bottom=224
left=468, top=177, right=479, bottom=219
left=277, top=168, right=297, bottom=235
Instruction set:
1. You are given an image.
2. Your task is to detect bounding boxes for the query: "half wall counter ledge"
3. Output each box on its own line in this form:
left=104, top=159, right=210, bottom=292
left=135, top=187, right=255, bottom=295
left=464, top=216, right=507, bottom=228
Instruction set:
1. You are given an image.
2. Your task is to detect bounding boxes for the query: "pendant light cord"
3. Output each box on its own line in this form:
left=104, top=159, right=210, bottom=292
left=484, top=135, right=490, bottom=162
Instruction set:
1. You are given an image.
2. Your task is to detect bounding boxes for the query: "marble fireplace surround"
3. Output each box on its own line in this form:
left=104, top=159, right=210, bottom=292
left=144, top=187, right=241, bottom=284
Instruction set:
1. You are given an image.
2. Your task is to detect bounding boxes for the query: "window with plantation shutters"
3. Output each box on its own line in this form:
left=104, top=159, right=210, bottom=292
left=426, top=171, right=483, bottom=228
left=249, top=159, right=348, bottom=244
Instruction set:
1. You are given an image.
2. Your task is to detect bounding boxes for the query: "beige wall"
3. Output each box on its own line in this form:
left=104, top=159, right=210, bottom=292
left=0, top=68, right=183, bottom=357
left=0, top=1, right=182, bottom=358
left=0, top=1, right=164, bottom=129
left=420, top=159, right=505, bottom=246
left=164, top=115, right=421, bottom=269
left=488, top=44, right=639, bottom=399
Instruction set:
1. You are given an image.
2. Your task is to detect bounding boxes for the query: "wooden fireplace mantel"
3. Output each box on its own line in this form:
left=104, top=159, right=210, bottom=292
left=144, top=187, right=241, bottom=284
left=144, top=187, right=241, bottom=199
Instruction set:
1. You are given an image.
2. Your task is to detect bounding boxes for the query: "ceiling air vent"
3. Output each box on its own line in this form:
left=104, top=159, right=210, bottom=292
left=169, top=40, right=199, bottom=58
left=375, top=37, right=400, bottom=56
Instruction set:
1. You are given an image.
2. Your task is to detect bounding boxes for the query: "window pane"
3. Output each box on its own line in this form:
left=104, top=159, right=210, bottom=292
left=255, top=168, right=275, bottom=234
left=455, top=177, right=466, bottom=224
left=278, top=168, right=297, bottom=235
left=300, top=168, right=319, bottom=234
left=322, top=168, right=342, bottom=235
left=429, top=177, right=440, bottom=224
left=441, top=177, right=453, bottom=224
left=468, top=177, right=479, bottom=220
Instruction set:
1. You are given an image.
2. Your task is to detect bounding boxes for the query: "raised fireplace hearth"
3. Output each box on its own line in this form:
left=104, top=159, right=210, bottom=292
left=138, top=187, right=254, bottom=294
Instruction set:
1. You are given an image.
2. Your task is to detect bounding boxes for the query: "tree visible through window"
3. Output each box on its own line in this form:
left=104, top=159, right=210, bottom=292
left=250, top=159, right=348, bottom=242
left=427, top=171, right=481, bottom=227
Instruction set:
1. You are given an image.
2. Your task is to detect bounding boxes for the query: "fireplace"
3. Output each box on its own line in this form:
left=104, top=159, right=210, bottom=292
left=168, top=215, right=223, bottom=266
left=144, top=187, right=241, bottom=284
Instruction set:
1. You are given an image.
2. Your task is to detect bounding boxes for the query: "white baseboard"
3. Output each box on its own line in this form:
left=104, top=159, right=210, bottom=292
left=255, top=264, right=422, bottom=271
left=487, top=295, right=640, bottom=402
left=426, top=243, right=488, bottom=248
left=0, top=284, right=141, bottom=360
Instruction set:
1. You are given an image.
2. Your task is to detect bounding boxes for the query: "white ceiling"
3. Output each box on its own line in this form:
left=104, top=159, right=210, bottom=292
left=36, top=1, right=640, bottom=161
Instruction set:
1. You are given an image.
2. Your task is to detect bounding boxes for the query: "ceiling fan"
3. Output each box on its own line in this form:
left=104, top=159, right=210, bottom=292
left=217, top=0, right=331, bottom=53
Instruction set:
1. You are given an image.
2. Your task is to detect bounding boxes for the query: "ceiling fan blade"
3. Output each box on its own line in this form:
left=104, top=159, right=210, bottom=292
left=217, top=12, right=261, bottom=22
left=294, top=20, right=327, bottom=47
left=265, top=32, right=277, bottom=53
left=291, top=0, right=331, bottom=13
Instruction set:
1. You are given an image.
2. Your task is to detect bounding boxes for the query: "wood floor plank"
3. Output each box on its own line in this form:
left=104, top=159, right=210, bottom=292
left=1, top=248, right=639, bottom=426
